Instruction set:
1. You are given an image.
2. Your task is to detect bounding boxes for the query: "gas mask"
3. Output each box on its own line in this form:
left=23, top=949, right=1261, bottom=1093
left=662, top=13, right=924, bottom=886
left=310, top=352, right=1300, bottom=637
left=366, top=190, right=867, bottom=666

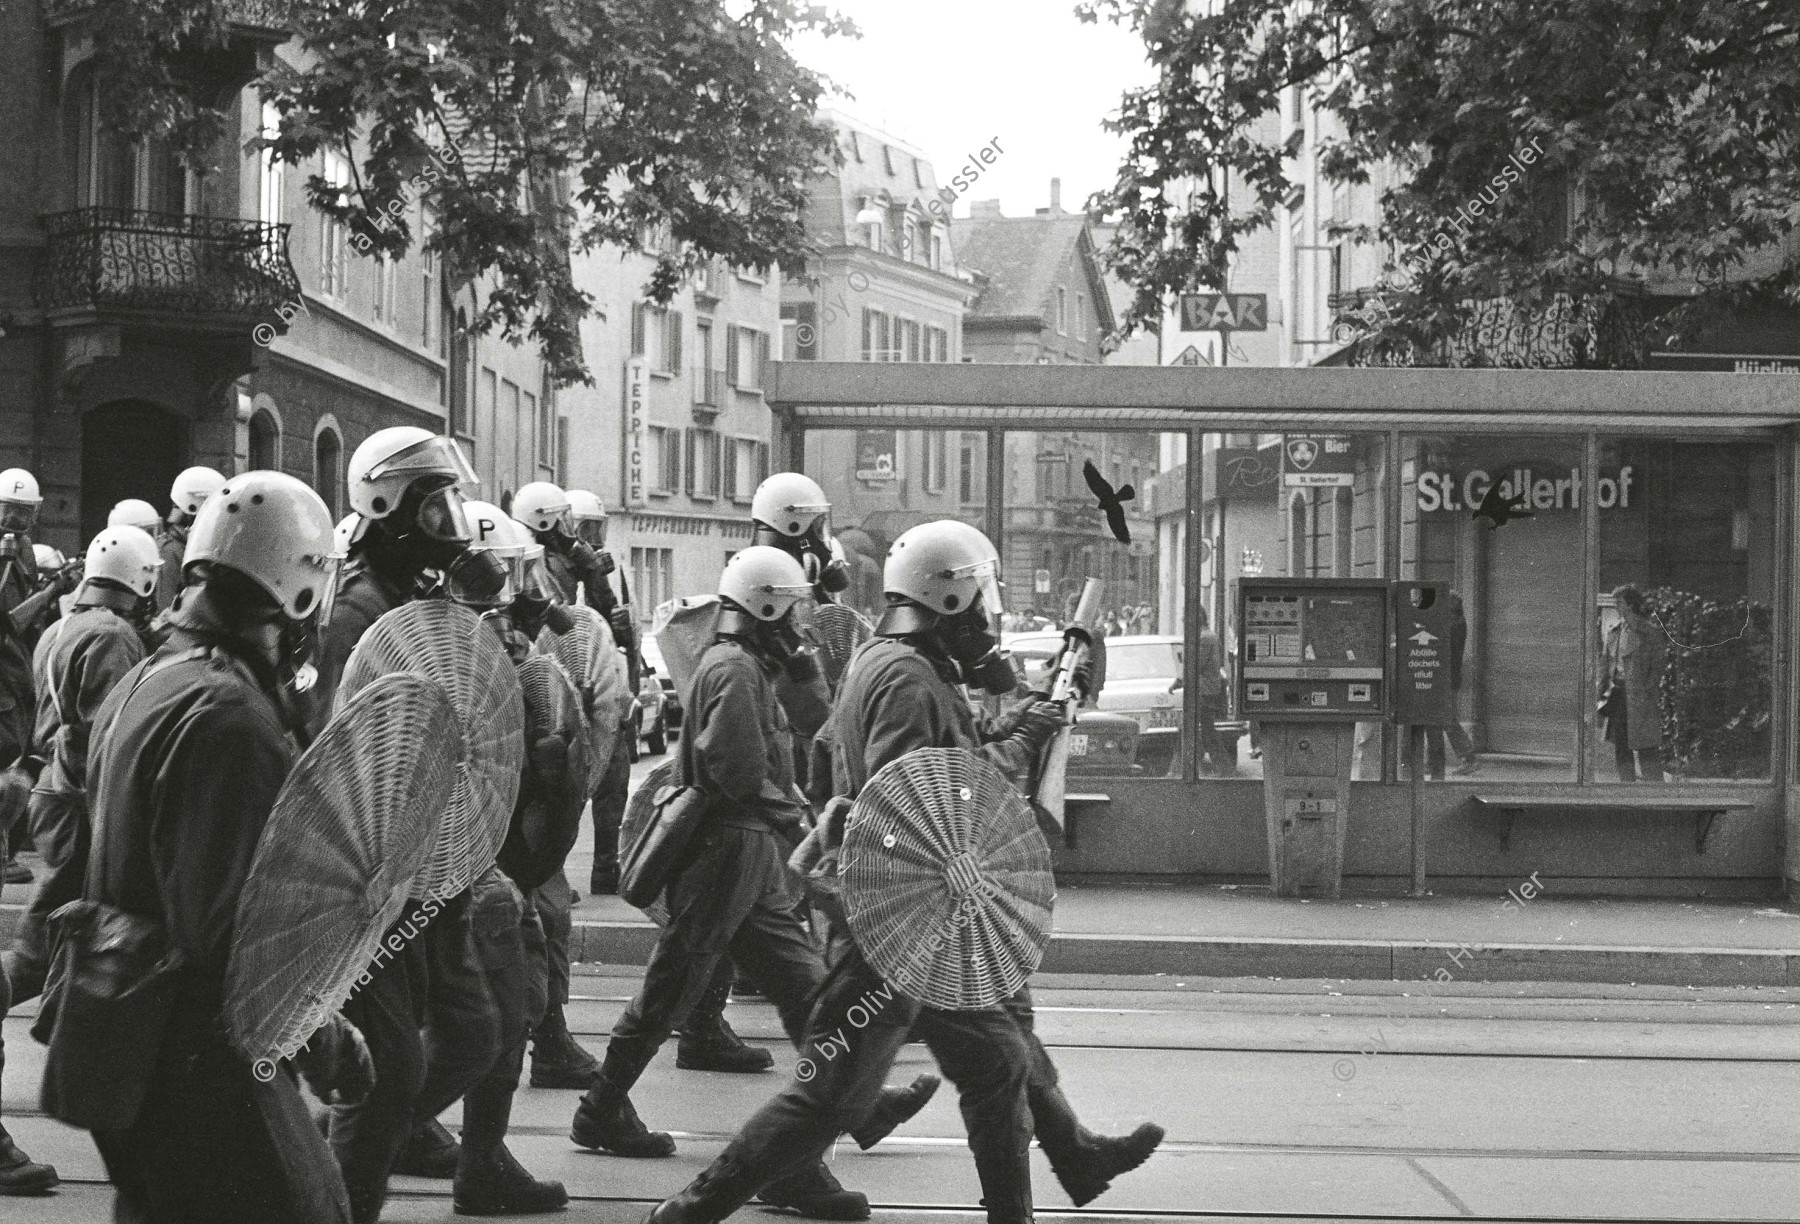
left=0, top=501, right=36, bottom=535
left=391, top=479, right=476, bottom=573
left=755, top=520, right=848, bottom=600
left=938, top=602, right=1018, bottom=696
left=441, top=547, right=511, bottom=608
left=511, top=552, right=572, bottom=637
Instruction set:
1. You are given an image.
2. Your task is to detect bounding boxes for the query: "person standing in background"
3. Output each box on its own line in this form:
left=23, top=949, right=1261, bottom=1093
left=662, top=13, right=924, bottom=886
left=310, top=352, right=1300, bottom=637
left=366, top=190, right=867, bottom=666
left=155, top=467, right=226, bottom=613
left=1192, top=608, right=1228, bottom=776
left=1601, top=584, right=1668, bottom=782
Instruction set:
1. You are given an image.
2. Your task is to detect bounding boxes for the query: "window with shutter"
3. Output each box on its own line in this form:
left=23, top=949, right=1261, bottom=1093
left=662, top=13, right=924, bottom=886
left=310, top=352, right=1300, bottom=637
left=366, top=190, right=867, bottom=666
left=631, top=303, right=646, bottom=357
left=684, top=429, right=695, bottom=495
left=753, top=330, right=769, bottom=390
left=668, top=310, right=683, bottom=374
left=726, top=323, right=740, bottom=387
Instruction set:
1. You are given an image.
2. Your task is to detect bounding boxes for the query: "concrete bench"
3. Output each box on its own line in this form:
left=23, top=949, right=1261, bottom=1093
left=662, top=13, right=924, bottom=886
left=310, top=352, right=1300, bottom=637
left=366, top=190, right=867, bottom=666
left=1469, top=793, right=1756, bottom=854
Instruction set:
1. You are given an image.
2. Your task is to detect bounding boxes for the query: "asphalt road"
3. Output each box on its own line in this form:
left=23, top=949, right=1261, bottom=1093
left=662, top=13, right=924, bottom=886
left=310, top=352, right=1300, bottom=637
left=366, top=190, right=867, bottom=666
left=7, top=973, right=1800, bottom=1222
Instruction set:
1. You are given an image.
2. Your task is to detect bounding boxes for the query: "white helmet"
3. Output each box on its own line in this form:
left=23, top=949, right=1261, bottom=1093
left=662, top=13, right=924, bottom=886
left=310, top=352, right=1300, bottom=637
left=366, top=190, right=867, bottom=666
left=333, top=513, right=363, bottom=555
left=566, top=488, right=606, bottom=548
left=347, top=426, right=478, bottom=521
left=32, top=544, right=65, bottom=571
left=0, top=467, right=41, bottom=533
left=719, top=545, right=812, bottom=621
left=184, top=471, right=339, bottom=621
left=751, top=473, right=830, bottom=538
left=108, top=499, right=160, bottom=532
left=84, top=525, right=161, bottom=598
left=512, top=481, right=572, bottom=536
left=169, top=466, right=226, bottom=518
left=884, top=520, right=1003, bottom=616
left=453, top=499, right=529, bottom=608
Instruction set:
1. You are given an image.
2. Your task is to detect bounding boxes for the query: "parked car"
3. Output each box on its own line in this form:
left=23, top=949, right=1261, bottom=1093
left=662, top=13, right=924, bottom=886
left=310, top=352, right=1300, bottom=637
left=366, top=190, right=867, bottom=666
left=639, top=636, right=682, bottom=728
left=1002, top=631, right=1242, bottom=775
left=628, top=637, right=678, bottom=758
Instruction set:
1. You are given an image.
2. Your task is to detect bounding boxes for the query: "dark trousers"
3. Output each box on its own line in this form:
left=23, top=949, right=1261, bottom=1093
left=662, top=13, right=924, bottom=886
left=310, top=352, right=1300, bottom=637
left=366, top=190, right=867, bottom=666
left=4, top=788, right=88, bottom=1002
left=95, top=1002, right=350, bottom=1224
left=1195, top=695, right=1229, bottom=773
left=531, top=867, right=573, bottom=1012
left=1421, top=723, right=1475, bottom=779
left=594, top=822, right=822, bottom=1092
left=329, top=888, right=499, bottom=1224
left=589, top=733, right=631, bottom=879
left=699, top=936, right=1034, bottom=1224
left=462, top=870, right=548, bottom=1154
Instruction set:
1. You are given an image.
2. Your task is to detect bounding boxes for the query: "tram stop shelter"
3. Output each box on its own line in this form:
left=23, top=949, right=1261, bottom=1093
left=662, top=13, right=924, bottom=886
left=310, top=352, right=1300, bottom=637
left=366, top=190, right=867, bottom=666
left=768, top=362, right=1800, bottom=901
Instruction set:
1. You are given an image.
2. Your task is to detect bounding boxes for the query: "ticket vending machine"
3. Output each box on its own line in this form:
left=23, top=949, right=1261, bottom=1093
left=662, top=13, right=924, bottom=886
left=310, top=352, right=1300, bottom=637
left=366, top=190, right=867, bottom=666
left=1237, top=579, right=1391, bottom=896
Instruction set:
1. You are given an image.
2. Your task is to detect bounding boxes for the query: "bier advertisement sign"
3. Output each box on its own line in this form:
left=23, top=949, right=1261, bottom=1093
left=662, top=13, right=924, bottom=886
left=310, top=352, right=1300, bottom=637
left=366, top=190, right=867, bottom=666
left=1281, top=434, right=1355, bottom=488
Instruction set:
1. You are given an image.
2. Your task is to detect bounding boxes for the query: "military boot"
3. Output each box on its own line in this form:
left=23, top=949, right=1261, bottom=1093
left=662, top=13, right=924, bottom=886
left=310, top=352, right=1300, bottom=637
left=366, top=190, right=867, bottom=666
left=452, top=1142, right=568, bottom=1216
left=530, top=1005, right=600, bottom=1089
left=0, top=1126, right=57, bottom=1195
left=570, top=1064, right=674, bottom=1158
left=1048, top=1121, right=1165, bottom=1207
left=675, top=1014, right=773, bottom=1073
left=643, top=1154, right=762, bottom=1224
left=755, top=1160, right=870, bottom=1221
left=393, top=1117, right=461, bottom=1179
left=848, top=1073, right=941, bottom=1149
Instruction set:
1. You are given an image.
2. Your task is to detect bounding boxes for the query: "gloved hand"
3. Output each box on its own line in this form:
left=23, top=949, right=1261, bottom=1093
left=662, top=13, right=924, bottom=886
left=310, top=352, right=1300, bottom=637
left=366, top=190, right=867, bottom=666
left=0, top=765, right=32, bottom=830
left=526, top=733, right=580, bottom=818
left=295, top=1014, right=375, bottom=1106
left=53, top=562, right=83, bottom=596
left=788, top=796, right=852, bottom=897
left=608, top=606, right=635, bottom=645
left=570, top=539, right=615, bottom=578
left=1008, top=699, right=1066, bottom=756
left=783, top=646, right=823, bottom=685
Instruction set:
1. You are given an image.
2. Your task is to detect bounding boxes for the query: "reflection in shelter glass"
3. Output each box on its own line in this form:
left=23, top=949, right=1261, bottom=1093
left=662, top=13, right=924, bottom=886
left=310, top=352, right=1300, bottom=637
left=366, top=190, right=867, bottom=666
left=1399, top=434, right=1586, bottom=782
left=1591, top=438, right=1774, bottom=783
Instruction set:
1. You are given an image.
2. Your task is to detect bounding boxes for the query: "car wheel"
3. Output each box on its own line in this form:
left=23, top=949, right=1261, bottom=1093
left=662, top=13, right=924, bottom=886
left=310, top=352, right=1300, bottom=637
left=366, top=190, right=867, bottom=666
left=646, top=720, right=667, bottom=756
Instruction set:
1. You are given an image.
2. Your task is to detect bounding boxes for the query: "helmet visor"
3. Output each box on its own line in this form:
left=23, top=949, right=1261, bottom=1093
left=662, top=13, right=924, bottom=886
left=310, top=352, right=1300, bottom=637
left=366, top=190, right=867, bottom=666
left=365, top=435, right=479, bottom=490
left=415, top=485, right=473, bottom=545
left=312, top=553, right=345, bottom=629
left=575, top=517, right=607, bottom=549
left=0, top=502, right=37, bottom=533
left=518, top=552, right=559, bottom=606
left=445, top=548, right=514, bottom=608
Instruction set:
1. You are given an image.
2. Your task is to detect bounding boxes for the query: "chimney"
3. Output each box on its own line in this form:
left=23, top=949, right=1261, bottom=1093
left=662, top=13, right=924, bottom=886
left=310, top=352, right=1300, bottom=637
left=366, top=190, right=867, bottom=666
left=1050, top=178, right=1062, bottom=212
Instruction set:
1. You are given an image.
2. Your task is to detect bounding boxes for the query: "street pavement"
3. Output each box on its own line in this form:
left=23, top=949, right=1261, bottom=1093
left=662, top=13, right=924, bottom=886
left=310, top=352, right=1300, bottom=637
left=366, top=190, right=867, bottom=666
left=6, top=969, right=1800, bottom=1222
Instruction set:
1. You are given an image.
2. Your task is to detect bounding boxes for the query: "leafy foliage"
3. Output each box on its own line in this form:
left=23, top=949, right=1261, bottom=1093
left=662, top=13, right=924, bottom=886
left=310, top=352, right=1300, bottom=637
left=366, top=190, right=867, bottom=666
left=76, top=0, right=855, bottom=385
left=1646, top=589, right=1772, bottom=780
left=1079, top=0, right=1800, bottom=363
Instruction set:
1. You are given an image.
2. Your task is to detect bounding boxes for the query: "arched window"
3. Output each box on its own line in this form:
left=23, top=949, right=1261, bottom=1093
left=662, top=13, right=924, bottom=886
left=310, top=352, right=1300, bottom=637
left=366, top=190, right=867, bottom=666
left=248, top=409, right=280, bottom=471
left=314, top=426, right=343, bottom=520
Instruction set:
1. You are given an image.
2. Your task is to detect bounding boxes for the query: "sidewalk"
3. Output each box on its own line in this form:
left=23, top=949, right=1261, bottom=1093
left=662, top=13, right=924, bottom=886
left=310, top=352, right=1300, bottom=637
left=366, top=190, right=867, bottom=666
left=550, top=879, right=1800, bottom=987
left=8, top=865, right=1800, bottom=987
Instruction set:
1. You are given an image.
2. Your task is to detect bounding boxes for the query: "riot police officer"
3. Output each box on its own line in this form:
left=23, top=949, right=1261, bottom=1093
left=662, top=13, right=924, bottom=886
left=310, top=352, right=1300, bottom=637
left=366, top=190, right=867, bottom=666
left=156, top=466, right=225, bottom=612
left=319, top=427, right=509, bottom=1224
left=82, top=471, right=365, bottom=1223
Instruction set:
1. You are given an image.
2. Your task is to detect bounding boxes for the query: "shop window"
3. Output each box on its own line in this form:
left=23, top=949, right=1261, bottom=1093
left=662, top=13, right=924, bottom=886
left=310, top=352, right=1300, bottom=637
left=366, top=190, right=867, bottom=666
left=1592, top=438, right=1775, bottom=783
left=1399, top=433, right=1583, bottom=783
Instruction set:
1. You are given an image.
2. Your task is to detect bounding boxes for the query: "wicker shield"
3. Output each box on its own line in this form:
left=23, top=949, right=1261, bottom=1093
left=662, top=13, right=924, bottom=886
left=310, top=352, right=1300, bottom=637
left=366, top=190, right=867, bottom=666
left=617, top=756, right=679, bottom=924
left=812, top=603, right=873, bottom=687
left=225, top=673, right=458, bottom=1069
left=537, top=604, right=627, bottom=790
left=336, top=600, right=524, bottom=899
left=841, top=748, right=1054, bottom=1010
left=518, top=651, right=592, bottom=822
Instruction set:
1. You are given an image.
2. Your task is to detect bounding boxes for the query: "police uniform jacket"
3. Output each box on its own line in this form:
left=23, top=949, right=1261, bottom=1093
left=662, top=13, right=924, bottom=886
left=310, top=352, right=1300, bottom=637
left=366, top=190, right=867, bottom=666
left=831, top=635, right=1038, bottom=800
left=33, top=591, right=146, bottom=796
left=309, top=559, right=408, bottom=737
left=679, top=636, right=810, bottom=838
left=543, top=543, right=617, bottom=616
left=0, top=538, right=40, bottom=764
left=153, top=524, right=186, bottom=613
left=85, top=616, right=295, bottom=994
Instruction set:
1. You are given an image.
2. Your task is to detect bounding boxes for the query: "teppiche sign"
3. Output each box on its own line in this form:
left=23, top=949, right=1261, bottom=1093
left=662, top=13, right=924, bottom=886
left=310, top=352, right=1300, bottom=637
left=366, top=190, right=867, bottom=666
left=1179, top=293, right=1267, bottom=332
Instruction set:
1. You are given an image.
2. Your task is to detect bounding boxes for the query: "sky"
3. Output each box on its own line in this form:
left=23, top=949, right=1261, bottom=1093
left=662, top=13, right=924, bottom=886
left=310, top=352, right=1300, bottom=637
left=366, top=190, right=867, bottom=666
left=785, top=0, right=1156, bottom=221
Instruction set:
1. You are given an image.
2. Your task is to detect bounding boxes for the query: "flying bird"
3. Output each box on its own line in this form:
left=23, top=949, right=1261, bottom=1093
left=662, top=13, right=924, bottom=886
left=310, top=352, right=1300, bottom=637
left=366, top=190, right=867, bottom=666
left=1471, top=477, right=1534, bottom=529
left=1083, top=459, right=1135, bottom=544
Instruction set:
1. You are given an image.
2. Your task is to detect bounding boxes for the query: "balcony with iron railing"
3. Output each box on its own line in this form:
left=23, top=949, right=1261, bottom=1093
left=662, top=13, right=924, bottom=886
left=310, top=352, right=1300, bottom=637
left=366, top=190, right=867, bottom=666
left=35, top=208, right=302, bottom=329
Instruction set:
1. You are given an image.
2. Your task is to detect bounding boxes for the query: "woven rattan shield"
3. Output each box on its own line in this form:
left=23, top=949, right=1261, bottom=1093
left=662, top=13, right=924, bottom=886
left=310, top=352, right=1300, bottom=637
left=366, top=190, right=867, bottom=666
left=841, top=747, right=1055, bottom=1010
left=812, top=603, right=873, bottom=688
left=225, top=672, right=458, bottom=1069
left=617, top=756, right=679, bottom=924
left=537, top=604, right=627, bottom=790
left=336, top=600, right=524, bottom=899
left=518, top=652, right=592, bottom=818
